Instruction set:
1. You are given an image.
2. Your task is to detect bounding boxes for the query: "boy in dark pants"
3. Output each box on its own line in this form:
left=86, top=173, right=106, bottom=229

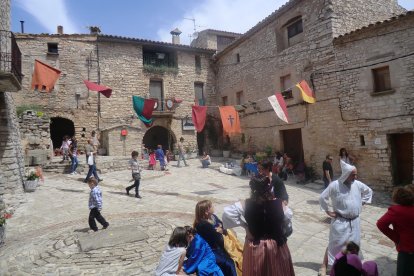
left=126, top=150, right=142, bottom=198
left=88, top=177, right=109, bottom=232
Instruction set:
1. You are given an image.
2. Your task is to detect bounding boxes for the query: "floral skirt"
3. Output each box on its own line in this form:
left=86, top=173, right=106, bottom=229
left=242, top=239, right=295, bottom=276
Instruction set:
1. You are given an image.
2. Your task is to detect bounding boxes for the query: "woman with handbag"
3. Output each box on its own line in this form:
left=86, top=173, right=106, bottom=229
left=126, top=150, right=142, bottom=198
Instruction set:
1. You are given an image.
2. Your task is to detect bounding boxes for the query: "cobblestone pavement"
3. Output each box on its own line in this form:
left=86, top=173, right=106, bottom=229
left=0, top=159, right=397, bottom=275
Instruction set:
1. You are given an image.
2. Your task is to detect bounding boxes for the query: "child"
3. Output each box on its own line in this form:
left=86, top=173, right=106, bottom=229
left=330, top=241, right=378, bottom=276
left=149, top=149, right=156, bottom=170
left=88, top=177, right=109, bottom=232
left=60, top=136, right=71, bottom=162
left=69, top=136, right=78, bottom=175
left=155, top=227, right=188, bottom=276
left=182, top=226, right=224, bottom=276
left=126, top=150, right=142, bottom=198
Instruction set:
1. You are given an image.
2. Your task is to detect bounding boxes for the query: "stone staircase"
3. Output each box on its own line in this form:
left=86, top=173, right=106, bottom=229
left=42, top=156, right=130, bottom=174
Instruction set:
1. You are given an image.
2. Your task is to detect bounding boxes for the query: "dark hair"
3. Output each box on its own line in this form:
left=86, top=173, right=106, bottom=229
left=339, top=148, right=348, bottom=157
left=392, top=186, right=414, bottom=206
left=168, top=227, right=188, bottom=248
left=249, top=175, right=272, bottom=201
left=259, top=161, right=273, bottom=172
left=180, top=137, right=184, bottom=141
left=131, top=150, right=139, bottom=157
left=88, top=177, right=97, bottom=185
left=92, top=131, right=96, bottom=135
left=157, top=144, right=162, bottom=149
left=344, top=241, right=360, bottom=254
left=184, top=225, right=196, bottom=236
left=326, top=154, right=333, bottom=160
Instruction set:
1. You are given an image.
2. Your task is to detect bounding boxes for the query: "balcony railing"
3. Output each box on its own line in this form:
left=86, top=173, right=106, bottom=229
left=0, top=30, right=22, bottom=84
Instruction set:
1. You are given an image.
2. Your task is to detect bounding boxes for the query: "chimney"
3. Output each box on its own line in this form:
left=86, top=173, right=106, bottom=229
left=89, top=26, right=101, bottom=35
left=170, top=28, right=182, bottom=44
left=57, top=25, right=63, bottom=34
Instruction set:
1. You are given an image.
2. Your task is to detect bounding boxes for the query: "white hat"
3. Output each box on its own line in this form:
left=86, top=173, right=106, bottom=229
left=338, top=160, right=356, bottom=184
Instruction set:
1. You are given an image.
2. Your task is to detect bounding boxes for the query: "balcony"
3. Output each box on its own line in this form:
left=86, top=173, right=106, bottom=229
left=143, top=51, right=178, bottom=74
left=0, top=30, right=22, bottom=92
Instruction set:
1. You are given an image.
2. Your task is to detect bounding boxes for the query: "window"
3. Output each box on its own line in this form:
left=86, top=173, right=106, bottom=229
left=222, top=96, right=228, bottom=106
left=236, top=91, right=244, bottom=105
left=194, top=83, right=205, bottom=106
left=47, top=43, right=58, bottom=54
left=287, top=19, right=303, bottom=39
left=195, top=55, right=201, bottom=71
left=149, top=80, right=164, bottom=111
left=372, top=66, right=391, bottom=92
left=280, top=75, right=293, bottom=99
left=236, top=53, right=240, bottom=63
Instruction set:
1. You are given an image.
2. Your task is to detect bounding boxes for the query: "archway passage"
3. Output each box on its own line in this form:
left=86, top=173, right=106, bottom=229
left=50, top=117, right=75, bottom=149
left=142, top=126, right=175, bottom=151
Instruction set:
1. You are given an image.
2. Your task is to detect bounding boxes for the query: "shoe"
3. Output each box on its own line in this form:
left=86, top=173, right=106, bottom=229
left=103, top=223, right=109, bottom=229
left=98, top=178, right=103, bottom=182
left=135, top=194, right=142, bottom=198
left=185, top=164, right=189, bottom=167
left=126, top=188, right=130, bottom=195
left=69, top=172, right=75, bottom=175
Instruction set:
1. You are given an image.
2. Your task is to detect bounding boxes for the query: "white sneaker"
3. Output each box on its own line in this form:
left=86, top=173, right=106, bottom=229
left=69, top=172, right=75, bottom=175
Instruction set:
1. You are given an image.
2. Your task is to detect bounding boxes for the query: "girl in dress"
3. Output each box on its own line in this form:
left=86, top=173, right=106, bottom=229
left=149, top=149, right=156, bottom=170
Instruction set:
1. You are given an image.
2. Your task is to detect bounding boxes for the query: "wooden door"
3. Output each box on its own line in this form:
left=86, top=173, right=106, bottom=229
left=390, top=133, right=413, bottom=185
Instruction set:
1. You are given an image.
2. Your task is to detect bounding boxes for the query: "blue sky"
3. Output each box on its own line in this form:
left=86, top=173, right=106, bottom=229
left=11, top=0, right=414, bottom=45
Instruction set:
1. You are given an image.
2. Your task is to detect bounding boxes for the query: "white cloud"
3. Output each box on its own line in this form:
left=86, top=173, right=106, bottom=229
left=157, top=0, right=286, bottom=44
left=15, top=0, right=80, bottom=34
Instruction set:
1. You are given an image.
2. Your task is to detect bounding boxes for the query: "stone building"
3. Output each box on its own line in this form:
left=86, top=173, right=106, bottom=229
left=191, top=29, right=241, bottom=52
left=0, top=0, right=24, bottom=211
left=14, top=28, right=215, bottom=157
left=211, top=0, right=411, bottom=190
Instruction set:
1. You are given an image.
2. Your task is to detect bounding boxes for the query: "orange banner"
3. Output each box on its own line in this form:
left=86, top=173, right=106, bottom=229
left=219, top=106, right=241, bottom=135
left=31, top=59, right=61, bottom=92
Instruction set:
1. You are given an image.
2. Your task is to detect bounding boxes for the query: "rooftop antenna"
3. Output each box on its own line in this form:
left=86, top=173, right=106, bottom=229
left=184, top=17, right=199, bottom=43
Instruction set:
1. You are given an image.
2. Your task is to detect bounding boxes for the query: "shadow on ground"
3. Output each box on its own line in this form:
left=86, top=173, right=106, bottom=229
left=293, top=261, right=320, bottom=272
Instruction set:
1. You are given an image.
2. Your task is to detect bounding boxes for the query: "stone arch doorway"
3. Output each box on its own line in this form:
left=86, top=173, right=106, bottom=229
left=142, top=126, right=175, bottom=151
left=50, top=117, right=75, bottom=149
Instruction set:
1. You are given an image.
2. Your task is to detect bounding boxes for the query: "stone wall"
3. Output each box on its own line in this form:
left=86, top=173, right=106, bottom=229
left=331, top=13, right=414, bottom=190
left=0, top=93, right=25, bottom=209
left=18, top=111, right=52, bottom=165
left=214, top=0, right=408, bottom=188
left=15, top=35, right=215, bottom=155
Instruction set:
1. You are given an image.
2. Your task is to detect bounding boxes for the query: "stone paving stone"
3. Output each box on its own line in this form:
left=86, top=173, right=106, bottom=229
left=0, top=159, right=400, bottom=275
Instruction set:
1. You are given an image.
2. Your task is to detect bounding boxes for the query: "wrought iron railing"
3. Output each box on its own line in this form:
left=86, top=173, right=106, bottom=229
left=0, top=30, right=22, bottom=83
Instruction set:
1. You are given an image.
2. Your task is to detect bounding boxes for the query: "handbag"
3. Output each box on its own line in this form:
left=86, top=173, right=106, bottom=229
left=87, top=154, right=94, bottom=165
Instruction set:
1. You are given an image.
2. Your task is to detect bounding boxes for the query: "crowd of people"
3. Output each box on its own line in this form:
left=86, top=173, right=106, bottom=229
left=54, top=134, right=413, bottom=276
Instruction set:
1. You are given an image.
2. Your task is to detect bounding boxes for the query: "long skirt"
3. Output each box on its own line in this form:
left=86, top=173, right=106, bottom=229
left=242, top=239, right=295, bottom=276
left=223, top=229, right=244, bottom=276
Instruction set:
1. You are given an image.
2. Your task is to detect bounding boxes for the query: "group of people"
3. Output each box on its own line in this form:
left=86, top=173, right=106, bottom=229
left=155, top=159, right=293, bottom=276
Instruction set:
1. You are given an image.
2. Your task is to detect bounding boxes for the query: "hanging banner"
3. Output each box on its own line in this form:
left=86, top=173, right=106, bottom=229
left=219, top=106, right=241, bottom=135
left=31, top=59, right=61, bottom=92
left=132, top=96, right=157, bottom=127
left=83, top=80, right=112, bottom=98
left=191, top=106, right=207, bottom=132
left=296, top=80, right=316, bottom=104
left=268, top=93, right=289, bottom=123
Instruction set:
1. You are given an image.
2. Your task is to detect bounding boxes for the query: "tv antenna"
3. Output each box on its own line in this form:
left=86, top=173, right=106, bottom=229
left=184, top=17, right=203, bottom=41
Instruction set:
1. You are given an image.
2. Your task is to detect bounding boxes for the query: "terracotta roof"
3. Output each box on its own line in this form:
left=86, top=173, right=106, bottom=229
left=334, top=11, right=414, bottom=40
left=98, top=34, right=215, bottom=53
left=14, top=33, right=215, bottom=54
left=214, top=0, right=300, bottom=59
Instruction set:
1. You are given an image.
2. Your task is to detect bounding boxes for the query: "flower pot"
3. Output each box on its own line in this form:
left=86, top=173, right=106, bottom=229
left=0, top=225, right=5, bottom=247
left=24, top=179, right=38, bottom=192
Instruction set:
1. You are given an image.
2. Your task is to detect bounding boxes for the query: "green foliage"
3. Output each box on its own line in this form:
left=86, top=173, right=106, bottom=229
left=255, top=152, right=267, bottom=163
left=16, top=105, right=43, bottom=117
left=26, top=171, right=40, bottom=181
left=143, top=64, right=178, bottom=75
left=264, top=145, right=273, bottom=157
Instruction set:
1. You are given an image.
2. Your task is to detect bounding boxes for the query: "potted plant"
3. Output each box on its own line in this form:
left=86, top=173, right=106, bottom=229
left=24, top=169, right=40, bottom=192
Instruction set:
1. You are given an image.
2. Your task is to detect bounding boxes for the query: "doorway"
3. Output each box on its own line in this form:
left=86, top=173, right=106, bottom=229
left=389, top=133, right=413, bottom=186
left=142, top=126, right=175, bottom=151
left=50, top=117, right=75, bottom=149
left=281, top=128, right=304, bottom=164
left=197, top=131, right=205, bottom=156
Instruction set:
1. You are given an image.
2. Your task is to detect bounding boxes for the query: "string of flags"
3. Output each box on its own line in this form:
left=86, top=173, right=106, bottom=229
left=30, top=59, right=315, bottom=133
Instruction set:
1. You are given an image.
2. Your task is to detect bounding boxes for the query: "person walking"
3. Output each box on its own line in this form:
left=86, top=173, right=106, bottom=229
left=69, top=136, right=79, bottom=175
left=177, top=137, right=188, bottom=167
left=84, top=139, right=102, bottom=183
left=155, top=145, right=166, bottom=171
left=87, top=177, right=109, bottom=232
left=377, top=186, right=414, bottom=276
left=318, top=160, right=373, bottom=276
left=126, top=150, right=142, bottom=198
left=322, top=155, right=334, bottom=188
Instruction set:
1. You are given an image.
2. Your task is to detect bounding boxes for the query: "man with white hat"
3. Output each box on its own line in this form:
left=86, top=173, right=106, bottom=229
left=318, top=160, right=373, bottom=275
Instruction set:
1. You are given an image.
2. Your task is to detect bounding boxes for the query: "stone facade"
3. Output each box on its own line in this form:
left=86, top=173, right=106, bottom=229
left=213, top=0, right=411, bottom=190
left=14, top=33, right=215, bottom=157
left=0, top=0, right=25, bottom=212
left=190, top=29, right=242, bottom=52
